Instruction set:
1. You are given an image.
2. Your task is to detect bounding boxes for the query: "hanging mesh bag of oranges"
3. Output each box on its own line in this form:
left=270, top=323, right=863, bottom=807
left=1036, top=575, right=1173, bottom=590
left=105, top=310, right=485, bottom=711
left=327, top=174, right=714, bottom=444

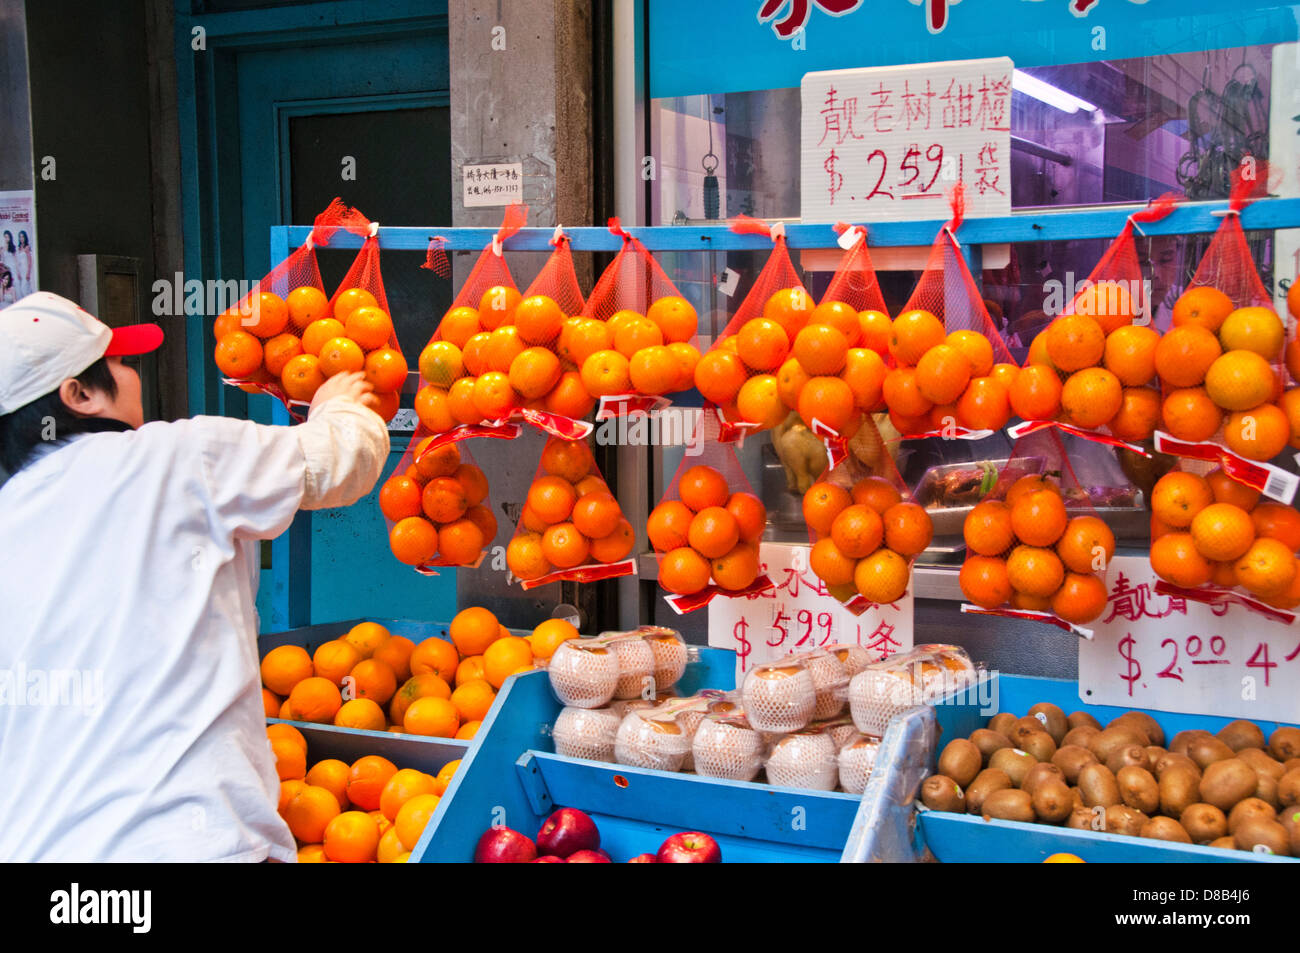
left=576, top=218, right=702, bottom=418
left=504, top=435, right=637, bottom=588
left=213, top=197, right=374, bottom=418
left=647, top=411, right=774, bottom=614
left=1011, top=194, right=1177, bottom=452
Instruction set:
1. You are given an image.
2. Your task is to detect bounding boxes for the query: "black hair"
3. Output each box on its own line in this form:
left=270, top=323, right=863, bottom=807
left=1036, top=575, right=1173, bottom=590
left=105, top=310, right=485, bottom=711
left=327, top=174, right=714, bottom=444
left=0, top=357, right=119, bottom=474
left=2, top=231, right=12, bottom=254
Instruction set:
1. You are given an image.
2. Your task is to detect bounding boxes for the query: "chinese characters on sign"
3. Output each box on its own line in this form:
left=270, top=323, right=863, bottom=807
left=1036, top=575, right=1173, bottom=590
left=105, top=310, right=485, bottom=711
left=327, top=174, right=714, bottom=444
left=1078, top=557, right=1299, bottom=724
left=707, top=543, right=914, bottom=683
left=758, top=0, right=1141, bottom=40
left=461, top=163, right=524, bottom=208
left=800, top=58, right=1012, bottom=226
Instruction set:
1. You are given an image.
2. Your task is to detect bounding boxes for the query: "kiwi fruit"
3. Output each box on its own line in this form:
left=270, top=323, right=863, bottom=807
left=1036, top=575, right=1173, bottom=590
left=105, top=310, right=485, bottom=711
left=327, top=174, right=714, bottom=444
left=1285, top=758, right=1300, bottom=774
left=1140, top=816, right=1192, bottom=843
left=1066, top=805, right=1102, bottom=831
left=1021, top=762, right=1065, bottom=795
left=1159, top=765, right=1202, bottom=817
left=1016, top=729, right=1057, bottom=764
left=987, top=712, right=1018, bottom=738
left=1253, top=771, right=1279, bottom=809
left=1078, top=763, right=1121, bottom=808
left=1279, top=807, right=1300, bottom=854
left=1233, top=817, right=1291, bottom=855
left=965, top=768, right=1012, bottom=814
left=1111, top=711, right=1163, bottom=747
left=989, top=747, right=1038, bottom=787
left=1143, top=746, right=1166, bottom=773
left=1217, top=719, right=1266, bottom=752
left=969, top=728, right=1013, bottom=764
left=1089, top=725, right=1149, bottom=764
left=1067, top=710, right=1102, bottom=731
left=1027, top=702, right=1069, bottom=745
left=1227, top=797, right=1275, bottom=834
left=920, top=774, right=966, bottom=813
left=1237, top=747, right=1285, bottom=779
left=1180, top=803, right=1228, bottom=843
left=1187, top=734, right=1236, bottom=770
left=1062, top=725, right=1101, bottom=749
left=1106, top=744, right=1151, bottom=776
left=1051, top=745, right=1099, bottom=784
left=1032, top=778, right=1073, bottom=824
left=938, top=738, right=983, bottom=788
left=1105, top=804, right=1149, bottom=837
left=1280, top=768, right=1300, bottom=807
left=982, top=788, right=1036, bottom=823
left=1117, top=765, right=1160, bottom=815
left=1170, top=729, right=1212, bottom=756
left=1154, top=751, right=1200, bottom=779
left=1208, top=835, right=1237, bottom=850
left=1070, top=786, right=1085, bottom=811
left=1199, top=758, right=1259, bottom=811
left=1269, top=726, right=1300, bottom=762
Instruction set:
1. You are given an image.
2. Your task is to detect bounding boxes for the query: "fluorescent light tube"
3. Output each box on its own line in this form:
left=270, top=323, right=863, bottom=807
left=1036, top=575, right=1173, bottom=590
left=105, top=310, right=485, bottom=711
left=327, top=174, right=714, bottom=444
left=1012, top=69, right=1098, bottom=114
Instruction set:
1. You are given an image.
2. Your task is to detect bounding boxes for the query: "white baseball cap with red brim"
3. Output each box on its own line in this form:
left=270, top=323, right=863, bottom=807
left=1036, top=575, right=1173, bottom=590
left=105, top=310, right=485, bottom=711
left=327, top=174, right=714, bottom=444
left=0, top=292, right=163, bottom=413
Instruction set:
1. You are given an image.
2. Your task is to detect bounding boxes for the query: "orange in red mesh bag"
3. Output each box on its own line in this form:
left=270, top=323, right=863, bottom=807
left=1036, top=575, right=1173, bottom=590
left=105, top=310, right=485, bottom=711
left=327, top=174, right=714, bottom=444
left=504, top=436, right=636, bottom=588
left=881, top=187, right=1019, bottom=440
left=802, top=416, right=932, bottom=615
left=213, top=198, right=375, bottom=417
left=579, top=218, right=701, bottom=418
left=647, top=411, right=774, bottom=614
left=956, top=429, right=1122, bottom=637
left=1012, top=194, right=1178, bottom=451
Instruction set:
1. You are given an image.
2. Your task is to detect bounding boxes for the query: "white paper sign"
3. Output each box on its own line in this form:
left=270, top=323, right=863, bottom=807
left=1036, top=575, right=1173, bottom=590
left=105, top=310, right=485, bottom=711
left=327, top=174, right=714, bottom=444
left=707, top=542, right=914, bottom=683
left=800, top=58, right=1013, bottom=225
left=462, top=163, right=523, bottom=207
left=0, top=190, right=37, bottom=304
left=1078, top=556, right=1300, bottom=724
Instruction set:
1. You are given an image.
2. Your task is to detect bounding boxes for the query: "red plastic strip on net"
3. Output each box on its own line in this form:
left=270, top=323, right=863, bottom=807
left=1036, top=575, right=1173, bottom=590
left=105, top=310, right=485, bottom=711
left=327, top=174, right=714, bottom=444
left=1151, top=580, right=1295, bottom=626
left=414, top=548, right=489, bottom=577
left=421, top=421, right=523, bottom=452
left=899, top=427, right=994, bottom=441
left=807, top=417, right=850, bottom=470
left=422, top=236, right=450, bottom=277
left=221, top=378, right=308, bottom=422
left=519, top=557, right=638, bottom=590
left=1152, top=431, right=1299, bottom=503
left=595, top=393, right=672, bottom=421
left=662, top=574, right=776, bottom=615
left=959, top=603, right=1094, bottom=640
left=1007, top=419, right=1152, bottom=458
left=516, top=408, right=594, bottom=440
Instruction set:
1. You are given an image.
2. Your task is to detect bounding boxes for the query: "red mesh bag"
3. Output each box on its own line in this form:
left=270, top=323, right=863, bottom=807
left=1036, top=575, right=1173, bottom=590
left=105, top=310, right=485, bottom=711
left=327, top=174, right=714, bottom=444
left=646, top=410, right=775, bottom=614
left=882, top=187, right=1018, bottom=441
left=801, top=416, right=930, bottom=616
left=956, top=428, right=1126, bottom=638
left=213, top=198, right=372, bottom=418
left=579, top=218, right=701, bottom=418
left=821, top=221, right=890, bottom=351
left=503, top=435, right=637, bottom=589
left=378, top=434, right=506, bottom=576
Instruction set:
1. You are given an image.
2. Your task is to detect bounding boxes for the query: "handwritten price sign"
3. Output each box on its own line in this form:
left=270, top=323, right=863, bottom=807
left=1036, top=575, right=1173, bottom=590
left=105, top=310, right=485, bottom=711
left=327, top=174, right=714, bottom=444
left=800, top=57, right=1012, bottom=226
left=707, top=543, right=913, bottom=684
left=1078, top=557, right=1300, bottom=724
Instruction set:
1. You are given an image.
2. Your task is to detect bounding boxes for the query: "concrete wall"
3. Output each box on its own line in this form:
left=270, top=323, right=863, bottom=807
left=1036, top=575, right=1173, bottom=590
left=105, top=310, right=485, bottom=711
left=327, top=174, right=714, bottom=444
left=0, top=1, right=32, bottom=192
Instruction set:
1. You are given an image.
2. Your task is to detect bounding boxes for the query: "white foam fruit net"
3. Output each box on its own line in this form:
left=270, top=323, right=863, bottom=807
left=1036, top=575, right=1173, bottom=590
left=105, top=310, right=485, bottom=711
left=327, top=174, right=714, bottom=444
left=764, top=731, right=839, bottom=791
left=611, top=636, right=655, bottom=701
left=740, top=660, right=816, bottom=733
left=552, top=706, right=621, bottom=762
left=643, top=629, right=688, bottom=693
left=794, top=650, right=849, bottom=721
left=848, top=644, right=975, bottom=736
left=548, top=641, right=620, bottom=709
left=692, top=717, right=764, bottom=782
left=837, top=733, right=882, bottom=794
left=614, top=711, right=691, bottom=772
left=826, top=644, right=873, bottom=677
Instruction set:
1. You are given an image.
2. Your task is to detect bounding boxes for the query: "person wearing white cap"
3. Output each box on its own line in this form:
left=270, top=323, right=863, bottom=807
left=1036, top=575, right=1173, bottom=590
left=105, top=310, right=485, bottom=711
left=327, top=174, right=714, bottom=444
left=0, top=292, right=390, bottom=862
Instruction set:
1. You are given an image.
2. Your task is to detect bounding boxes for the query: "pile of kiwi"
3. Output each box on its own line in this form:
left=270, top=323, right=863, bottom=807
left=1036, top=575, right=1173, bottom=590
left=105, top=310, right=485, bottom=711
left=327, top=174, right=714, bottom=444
left=920, top=704, right=1300, bottom=856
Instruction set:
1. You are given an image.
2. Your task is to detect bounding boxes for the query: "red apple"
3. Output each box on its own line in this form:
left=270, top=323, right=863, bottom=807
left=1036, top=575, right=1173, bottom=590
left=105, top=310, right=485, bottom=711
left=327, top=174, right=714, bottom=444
left=533, top=855, right=567, bottom=863
left=536, top=807, right=601, bottom=858
left=628, top=853, right=659, bottom=863
left=474, top=827, right=538, bottom=863
left=656, top=831, right=721, bottom=863
left=566, top=849, right=612, bottom=863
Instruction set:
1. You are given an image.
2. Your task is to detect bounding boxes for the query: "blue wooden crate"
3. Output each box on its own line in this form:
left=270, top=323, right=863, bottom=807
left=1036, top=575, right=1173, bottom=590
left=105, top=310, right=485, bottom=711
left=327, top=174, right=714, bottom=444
left=917, top=673, right=1299, bottom=864
left=417, top=646, right=862, bottom=863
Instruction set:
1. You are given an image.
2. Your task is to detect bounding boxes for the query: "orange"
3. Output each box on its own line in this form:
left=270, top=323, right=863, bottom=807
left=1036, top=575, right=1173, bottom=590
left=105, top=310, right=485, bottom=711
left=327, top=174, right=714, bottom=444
left=508, top=347, right=562, bottom=400
left=389, top=673, right=452, bottom=726
left=809, top=300, right=861, bottom=345
left=1104, top=324, right=1159, bottom=386
left=1234, top=537, right=1298, bottom=596
left=527, top=619, right=579, bottom=660
left=262, top=688, right=280, bottom=717
left=990, top=362, right=1019, bottom=389
left=1251, top=502, right=1300, bottom=551
left=612, top=316, right=664, bottom=359
left=213, top=308, right=243, bottom=341
left=482, top=636, right=534, bottom=688
left=287, top=286, right=330, bottom=330
left=964, top=501, right=1014, bottom=556
left=1027, top=328, right=1055, bottom=369
left=648, top=296, right=699, bottom=343
left=694, top=350, right=748, bottom=405
left=915, top=344, right=972, bottom=405
left=858, top=309, right=892, bottom=355
left=455, top=655, right=487, bottom=687
left=541, top=439, right=593, bottom=482
left=956, top=377, right=1011, bottom=431
left=378, top=475, right=423, bottom=522
left=528, top=475, right=578, bottom=524
left=262, top=333, right=304, bottom=379
left=889, top=310, right=945, bottom=366
left=364, top=347, right=408, bottom=393
left=450, top=678, right=496, bottom=723
left=762, top=287, right=815, bottom=336
left=437, top=306, right=481, bottom=348
left=1288, top=337, right=1300, bottom=384
left=1011, top=489, right=1068, bottom=547
left=560, top=320, right=614, bottom=366
left=842, top=348, right=887, bottom=410
left=271, top=736, right=306, bottom=781
left=214, top=331, right=263, bottom=379
left=371, top=390, right=401, bottom=422
left=461, top=332, right=493, bottom=376
left=1006, top=545, right=1065, bottom=598
left=1005, top=475, right=1056, bottom=509
left=284, top=785, right=342, bottom=843
left=296, top=843, right=328, bottom=863
left=241, top=292, right=289, bottom=339
left=471, top=371, right=516, bottom=421
left=435, top=516, right=486, bottom=565
left=446, top=378, right=482, bottom=425
left=313, top=640, right=362, bottom=687
left=278, top=698, right=293, bottom=719
left=660, top=546, right=712, bottom=595
left=678, top=465, right=730, bottom=512
left=629, top=345, right=680, bottom=395
left=803, top=482, right=851, bottom=537
left=589, top=519, right=635, bottom=563
left=1151, top=472, right=1213, bottom=528
left=726, top=491, right=766, bottom=544
left=735, top=374, right=785, bottom=429
left=882, top=502, right=933, bottom=557
left=410, top=637, right=459, bottom=682
left=1161, top=387, right=1223, bottom=443
left=946, top=330, right=995, bottom=376
left=1074, top=280, right=1136, bottom=334
left=1150, top=532, right=1213, bottom=588
left=349, top=658, right=398, bottom=706
left=1108, top=386, right=1161, bottom=442
left=301, top=317, right=346, bottom=357
left=882, top=367, right=935, bottom=418
left=541, top=522, right=590, bottom=568
left=1206, top=467, right=1261, bottom=510
left=344, top=306, right=393, bottom=351
left=261, top=645, right=314, bottom=696
left=266, top=722, right=307, bottom=751
left=1219, top=306, right=1285, bottom=361
left=403, top=696, right=461, bottom=738
left=664, top=342, right=702, bottom=392
left=334, top=287, right=377, bottom=324
left=1155, top=325, right=1222, bottom=387
left=376, top=824, right=406, bottom=863
left=513, top=294, right=564, bottom=345
left=798, top=375, right=857, bottom=433
left=572, top=492, right=622, bottom=540
left=483, top=326, right=526, bottom=375
left=581, top=349, right=632, bottom=397
left=1051, top=572, right=1108, bottom=624
left=830, top=504, right=883, bottom=559
left=414, top=442, right=461, bottom=484
left=278, top=779, right=306, bottom=815
left=343, top=621, right=391, bottom=660
left=519, top=504, right=551, bottom=533
left=1056, top=515, right=1116, bottom=574
left=1061, top=367, right=1122, bottom=430
left=305, top=759, right=352, bottom=811
left=853, top=548, right=909, bottom=604
left=809, top=535, right=856, bottom=586
left=1283, top=387, right=1300, bottom=448
left=1211, top=559, right=1240, bottom=588
left=506, top=532, right=550, bottom=581
left=545, top=370, right=597, bottom=419
left=1260, top=559, right=1300, bottom=608
left=394, top=793, right=441, bottom=852
left=1150, top=513, right=1175, bottom=542
left=280, top=353, right=326, bottom=401
left=1205, top=350, right=1276, bottom=411
left=960, top=555, right=1012, bottom=608
left=852, top=476, right=903, bottom=514
left=1172, top=286, right=1233, bottom=332
left=793, top=323, right=849, bottom=376
left=454, top=463, right=489, bottom=506
left=711, top=543, right=760, bottom=591
left=1223, top=403, right=1290, bottom=461
left=736, top=318, right=791, bottom=372
left=1190, top=502, right=1256, bottom=562
left=334, top=698, right=387, bottom=732
left=1045, top=314, right=1105, bottom=372
left=422, top=476, right=468, bottom=524
left=1008, top=364, right=1063, bottom=421
left=1010, top=591, right=1053, bottom=612
left=477, top=285, right=520, bottom=330
left=648, top=500, right=695, bottom=551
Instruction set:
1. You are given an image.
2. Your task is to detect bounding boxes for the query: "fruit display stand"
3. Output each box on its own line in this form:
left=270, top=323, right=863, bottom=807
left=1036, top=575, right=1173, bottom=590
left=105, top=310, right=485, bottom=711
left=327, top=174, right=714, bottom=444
left=417, top=647, right=863, bottom=862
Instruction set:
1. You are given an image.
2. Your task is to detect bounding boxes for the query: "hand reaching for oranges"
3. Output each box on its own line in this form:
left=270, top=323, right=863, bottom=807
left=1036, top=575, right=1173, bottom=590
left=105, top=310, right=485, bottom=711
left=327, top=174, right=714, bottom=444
left=309, top=370, right=379, bottom=416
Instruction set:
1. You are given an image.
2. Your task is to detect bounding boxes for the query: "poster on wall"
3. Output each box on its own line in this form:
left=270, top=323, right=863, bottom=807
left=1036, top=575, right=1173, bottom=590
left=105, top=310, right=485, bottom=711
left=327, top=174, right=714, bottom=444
left=0, top=191, right=37, bottom=305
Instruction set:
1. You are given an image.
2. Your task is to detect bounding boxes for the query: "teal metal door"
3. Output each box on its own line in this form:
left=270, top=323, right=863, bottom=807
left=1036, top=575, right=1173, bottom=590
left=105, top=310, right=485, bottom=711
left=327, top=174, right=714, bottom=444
left=174, top=1, right=454, bottom=631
